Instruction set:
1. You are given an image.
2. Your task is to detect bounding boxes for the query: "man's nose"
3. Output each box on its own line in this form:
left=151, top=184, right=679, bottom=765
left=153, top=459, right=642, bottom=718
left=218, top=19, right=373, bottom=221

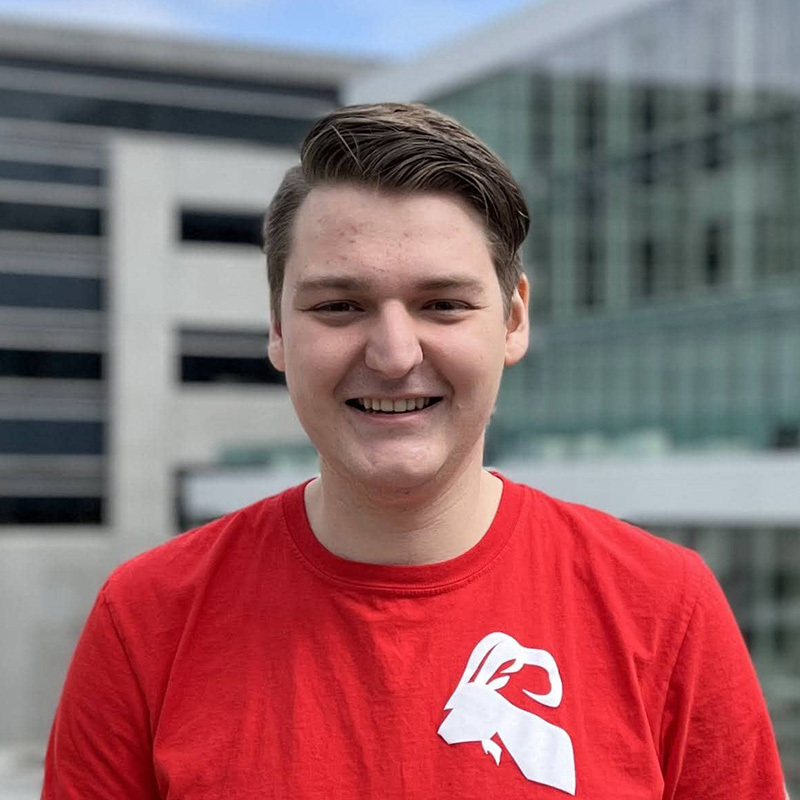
left=364, top=303, right=423, bottom=378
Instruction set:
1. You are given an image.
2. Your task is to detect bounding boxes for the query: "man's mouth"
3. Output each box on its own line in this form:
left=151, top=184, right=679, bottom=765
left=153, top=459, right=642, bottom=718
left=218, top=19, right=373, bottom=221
left=345, top=397, right=444, bottom=414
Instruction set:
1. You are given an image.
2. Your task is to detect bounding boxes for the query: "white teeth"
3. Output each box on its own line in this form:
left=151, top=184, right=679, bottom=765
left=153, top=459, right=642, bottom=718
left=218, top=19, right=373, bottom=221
left=356, top=397, right=434, bottom=413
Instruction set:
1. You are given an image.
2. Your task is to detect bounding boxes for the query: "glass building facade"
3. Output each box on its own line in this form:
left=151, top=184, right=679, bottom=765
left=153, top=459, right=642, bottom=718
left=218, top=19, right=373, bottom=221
left=423, top=0, right=800, bottom=788
left=429, top=0, right=800, bottom=462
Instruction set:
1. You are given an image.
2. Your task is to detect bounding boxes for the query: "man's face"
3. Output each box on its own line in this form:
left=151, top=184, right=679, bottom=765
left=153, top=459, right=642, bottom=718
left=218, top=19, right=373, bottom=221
left=268, top=185, right=529, bottom=492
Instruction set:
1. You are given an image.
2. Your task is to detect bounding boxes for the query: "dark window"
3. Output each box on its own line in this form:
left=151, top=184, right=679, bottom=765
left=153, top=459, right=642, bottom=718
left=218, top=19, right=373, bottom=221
left=754, top=214, right=769, bottom=280
left=640, top=237, right=656, bottom=298
left=667, top=142, right=686, bottom=184
left=704, top=223, right=723, bottom=285
left=0, top=350, right=102, bottom=379
left=705, top=86, right=723, bottom=116
left=532, top=74, right=552, bottom=119
left=0, top=88, right=312, bottom=148
left=0, top=420, right=103, bottom=455
left=0, top=160, right=102, bottom=186
left=0, top=274, right=103, bottom=310
left=575, top=232, right=604, bottom=310
left=0, top=55, right=338, bottom=104
left=773, top=423, right=800, bottom=449
left=578, top=238, right=600, bottom=308
left=0, top=202, right=101, bottom=236
left=533, top=130, right=552, bottom=163
left=640, top=86, right=657, bottom=134
left=531, top=74, right=552, bottom=162
left=580, top=182, right=598, bottom=221
left=580, top=81, right=603, bottom=153
left=637, top=151, right=656, bottom=185
left=0, top=496, right=102, bottom=525
left=703, top=133, right=724, bottom=170
left=181, top=210, right=263, bottom=246
left=181, top=355, right=285, bottom=385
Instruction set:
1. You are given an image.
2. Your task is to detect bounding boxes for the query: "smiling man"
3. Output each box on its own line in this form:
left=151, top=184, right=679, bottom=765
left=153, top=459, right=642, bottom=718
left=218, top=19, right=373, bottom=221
left=44, top=104, right=786, bottom=798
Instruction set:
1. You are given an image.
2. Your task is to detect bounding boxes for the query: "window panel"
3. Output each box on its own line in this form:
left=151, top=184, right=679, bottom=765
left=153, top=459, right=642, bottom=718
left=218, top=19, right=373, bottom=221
left=0, top=160, right=102, bottom=186
left=181, top=355, right=285, bottom=385
left=180, top=210, right=263, bottom=247
left=0, top=350, right=102, bottom=379
left=0, top=495, right=102, bottom=525
left=0, top=88, right=312, bottom=147
left=0, top=202, right=101, bottom=236
left=0, top=273, right=103, bottom=310
left=0, top=419, right=104, bottom=454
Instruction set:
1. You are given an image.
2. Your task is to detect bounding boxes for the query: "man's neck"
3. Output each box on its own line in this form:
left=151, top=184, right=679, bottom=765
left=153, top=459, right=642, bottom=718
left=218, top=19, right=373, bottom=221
left=304, top=463, right=503, bottom=566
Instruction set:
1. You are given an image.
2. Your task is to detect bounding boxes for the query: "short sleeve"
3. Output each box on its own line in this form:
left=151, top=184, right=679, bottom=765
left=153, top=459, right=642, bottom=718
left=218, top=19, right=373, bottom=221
left=659, top=556, right=787, bottom=800
left=42, top=585, right=160, bottom=799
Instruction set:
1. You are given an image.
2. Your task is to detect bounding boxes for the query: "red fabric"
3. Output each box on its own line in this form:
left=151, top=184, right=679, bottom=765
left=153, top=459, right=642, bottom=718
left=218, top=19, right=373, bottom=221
left=43, top=475, right=786, bottom=798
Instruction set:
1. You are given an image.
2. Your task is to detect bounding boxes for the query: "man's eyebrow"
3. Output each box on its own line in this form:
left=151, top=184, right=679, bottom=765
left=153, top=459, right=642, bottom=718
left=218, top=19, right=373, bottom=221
left=293, top=275, right=487, bottom=293
left=293, top=276, right=370, bottom=293
left=414, top=277, right=486, bottom=293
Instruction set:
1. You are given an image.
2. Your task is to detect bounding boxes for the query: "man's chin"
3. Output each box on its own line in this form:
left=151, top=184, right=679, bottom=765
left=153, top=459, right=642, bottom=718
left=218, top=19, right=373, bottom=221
left=336, top=452, right=446, bottom=496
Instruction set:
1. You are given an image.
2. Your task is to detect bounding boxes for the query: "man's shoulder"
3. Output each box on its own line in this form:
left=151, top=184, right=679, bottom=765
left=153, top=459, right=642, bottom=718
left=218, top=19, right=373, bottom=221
left=104, top=484, right=299, bottom=603
left=512, top=479, right=707, bottom=603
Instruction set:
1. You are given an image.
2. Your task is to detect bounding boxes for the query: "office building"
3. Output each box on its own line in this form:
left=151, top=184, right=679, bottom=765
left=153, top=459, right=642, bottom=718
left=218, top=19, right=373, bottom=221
left=346, top=0, right=800, bottom=786
left=0, top=18, right=368, bottom=752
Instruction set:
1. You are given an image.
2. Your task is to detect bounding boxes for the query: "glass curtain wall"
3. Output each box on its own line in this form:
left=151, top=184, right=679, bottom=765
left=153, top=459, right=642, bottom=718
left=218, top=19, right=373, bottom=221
left=430, top=0, right=800, bottom=462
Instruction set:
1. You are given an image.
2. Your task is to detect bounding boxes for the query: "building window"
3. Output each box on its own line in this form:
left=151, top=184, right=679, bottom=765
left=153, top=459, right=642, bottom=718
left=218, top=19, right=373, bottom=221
left=579, top=80, right=603, bottom=153
left=0, top=350, right=103, bottom=379
left=576, top=236, right=603, bottom=309
left=0, top=202, right=101, bottom=236
left=181, top=355, right=284, bottom=385
left=705, top=86, right=723, bottom=117
left=637, top=151, right=656, bottom=186
left=640, top=85, right=657, bottom=135
left=180, top=210, right=263, bottom=247
left=0, top=420, right=104, bottom=455
left=0, top=88, right=313, bottom=148
left=0, top=160, right=102, bottom=186
left=0, top=54, right=338, bottom=102
left=0, top=496, right=103, bottom=525
left=704, top=222, right=725, bottom=286
left=638, top=236, right=657, bottom=299
left=0, top=274, right=103, bottom=310
left=703, top=133, right=725, bottom=170
left=531, top=74, right=552, bottom=162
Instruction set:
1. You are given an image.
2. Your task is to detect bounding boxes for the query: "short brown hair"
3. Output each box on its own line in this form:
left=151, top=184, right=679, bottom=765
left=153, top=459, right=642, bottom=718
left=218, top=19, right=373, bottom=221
left=263, top=102, right=529, bottom=323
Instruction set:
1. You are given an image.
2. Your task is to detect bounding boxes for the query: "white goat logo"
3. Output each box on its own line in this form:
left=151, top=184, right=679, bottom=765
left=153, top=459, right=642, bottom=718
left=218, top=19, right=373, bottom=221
left=437, top=631, right=576, bottom=795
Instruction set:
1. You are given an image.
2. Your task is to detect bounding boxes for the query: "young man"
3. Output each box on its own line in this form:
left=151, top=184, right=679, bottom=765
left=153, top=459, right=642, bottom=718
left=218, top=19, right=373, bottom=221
left=44, top=104, right=786, bottom=798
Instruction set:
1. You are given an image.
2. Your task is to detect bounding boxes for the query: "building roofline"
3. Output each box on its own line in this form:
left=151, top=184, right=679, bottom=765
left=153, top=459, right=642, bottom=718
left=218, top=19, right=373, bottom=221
left=0, top=16, right=379, bottom=86
left=345, top=0, right=670, bottom=103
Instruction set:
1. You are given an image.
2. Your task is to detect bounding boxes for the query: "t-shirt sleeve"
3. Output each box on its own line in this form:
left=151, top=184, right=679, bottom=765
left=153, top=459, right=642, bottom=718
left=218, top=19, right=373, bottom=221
left=659, top=555, right=787, bottom=800
left=42, top=585, right=160, bottom=799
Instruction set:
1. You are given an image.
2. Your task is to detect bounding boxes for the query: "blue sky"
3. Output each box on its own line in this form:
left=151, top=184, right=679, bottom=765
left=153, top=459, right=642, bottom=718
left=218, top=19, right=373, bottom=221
left=0, top=0, right=542, bottom=59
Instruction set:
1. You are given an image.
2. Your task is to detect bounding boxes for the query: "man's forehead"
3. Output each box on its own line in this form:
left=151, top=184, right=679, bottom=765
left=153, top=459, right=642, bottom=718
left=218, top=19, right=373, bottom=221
left=292, top=273, right=489, bottom=295
left=293, top=183, right=487, bottom=237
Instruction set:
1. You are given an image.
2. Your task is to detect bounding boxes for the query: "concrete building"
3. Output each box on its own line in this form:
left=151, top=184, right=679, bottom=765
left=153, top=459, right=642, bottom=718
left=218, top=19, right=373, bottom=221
left=0, top=19, right=368, bottom=771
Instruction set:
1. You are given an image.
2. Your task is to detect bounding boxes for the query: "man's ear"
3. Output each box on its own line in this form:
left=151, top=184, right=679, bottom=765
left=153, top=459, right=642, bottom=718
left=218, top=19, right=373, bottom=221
left=267, top=318, right=286, bottom=372
left=504, top=272, right=530, bottom=366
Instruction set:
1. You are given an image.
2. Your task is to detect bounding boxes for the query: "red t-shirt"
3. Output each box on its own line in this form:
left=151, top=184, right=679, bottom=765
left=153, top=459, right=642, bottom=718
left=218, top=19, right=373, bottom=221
left=43, top=475, right=786, bottom=798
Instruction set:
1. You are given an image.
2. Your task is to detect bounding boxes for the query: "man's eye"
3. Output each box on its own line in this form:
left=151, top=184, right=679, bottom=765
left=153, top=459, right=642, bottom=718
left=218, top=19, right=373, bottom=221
left=426, top=300, right=469, bottom=312
left=313, top=301, right=360, bottom=313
